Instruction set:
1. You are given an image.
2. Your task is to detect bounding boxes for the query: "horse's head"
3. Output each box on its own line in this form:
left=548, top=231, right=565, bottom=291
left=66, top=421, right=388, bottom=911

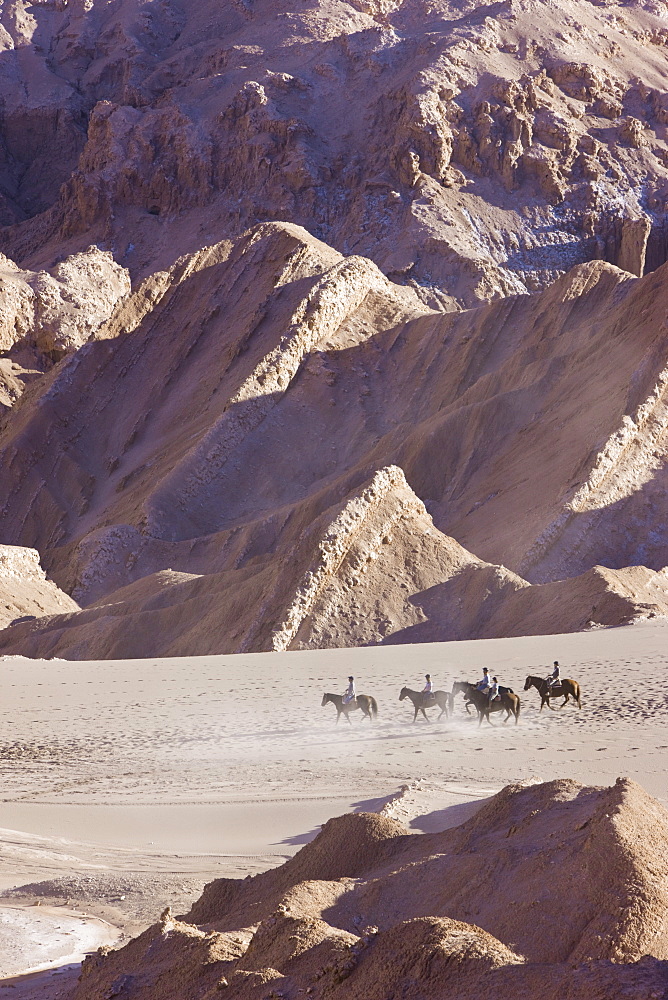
left=452, top=681, right=466, bottom=696
left=523, top=676, right=532, bottom=691
left=321, top=693, right=329, bottom=706
left=399, top=687, right=408, bottom=701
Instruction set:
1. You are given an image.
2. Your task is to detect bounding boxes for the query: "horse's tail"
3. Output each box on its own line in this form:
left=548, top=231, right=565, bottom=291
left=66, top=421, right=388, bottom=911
left=515, top=697, right=521, bottom=721
left=370, top=697, right=378, bottom=719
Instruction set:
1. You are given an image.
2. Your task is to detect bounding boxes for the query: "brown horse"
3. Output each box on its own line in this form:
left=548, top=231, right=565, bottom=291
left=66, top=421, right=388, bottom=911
left=452, top=681, right=521, bottom=726
left=321, top=692, right=378, bottom=724
left=524, top=675, right=581, bottom=711
left=399, top=687, right=450, bottom=722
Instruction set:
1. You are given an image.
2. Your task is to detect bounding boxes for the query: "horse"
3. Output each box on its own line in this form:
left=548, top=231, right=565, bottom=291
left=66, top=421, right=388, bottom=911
left=451, top=679, right=477, bottom=715
left=524, top=675, right=581, bottom=711
left=321, top=692, right=378, bottom=724
left=451, top=681, right=520, bottom=726
left=399, top=687, right=450, bottom=723
left=451, top=680, right=516, bottom=717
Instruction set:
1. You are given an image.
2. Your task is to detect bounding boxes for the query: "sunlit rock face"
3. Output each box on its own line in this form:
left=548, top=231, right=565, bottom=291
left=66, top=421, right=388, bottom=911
left=3, top=0, right=668, bottom=303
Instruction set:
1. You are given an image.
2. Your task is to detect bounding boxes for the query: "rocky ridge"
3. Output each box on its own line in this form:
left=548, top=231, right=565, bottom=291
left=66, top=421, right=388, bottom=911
left=0, top=220, right=667, bottom=656
left=4, top=0, right=668, bottom=304
left=69, top=778, right=668, bottom=1000
left=0, top=0, right=668, bottom=657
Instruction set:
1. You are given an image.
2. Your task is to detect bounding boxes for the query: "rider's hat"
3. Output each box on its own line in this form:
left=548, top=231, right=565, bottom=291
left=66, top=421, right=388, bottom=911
left=493, top=676, right=498, bottom=682
left=348, top=675, right=354, bottom=681
left=425, top=673, right=431, bottom=679
left=553, top=661, right=559, bottom=666
left=482, top=666, right=489, bottom=672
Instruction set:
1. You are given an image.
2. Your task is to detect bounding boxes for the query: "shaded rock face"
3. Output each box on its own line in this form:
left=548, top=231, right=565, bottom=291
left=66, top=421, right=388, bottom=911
left=70, top=779, right=668, bottom=1000
left=0, top=224, right=667, bottom=658
left=3, top=0, right=668, bottom=304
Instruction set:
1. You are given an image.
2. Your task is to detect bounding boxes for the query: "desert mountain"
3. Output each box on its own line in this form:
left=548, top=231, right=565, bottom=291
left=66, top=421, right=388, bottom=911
left=1, top=0, right=668, bottom=657
left=70, top=778, right=668, bottom=999
left=0, top=220, right=667, bottom=656
left=2, top=466, right=667, bottom=659
left=3, top=0, right=668, bottom=307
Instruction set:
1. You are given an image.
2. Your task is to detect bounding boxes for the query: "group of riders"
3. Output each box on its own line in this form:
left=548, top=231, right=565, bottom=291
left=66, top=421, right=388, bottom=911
left=342, top=661, right=562, bottom=706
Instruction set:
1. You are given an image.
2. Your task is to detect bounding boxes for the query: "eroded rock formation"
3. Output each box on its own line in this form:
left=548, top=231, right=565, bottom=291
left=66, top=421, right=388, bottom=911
left=0, top=1, right=667, bottom=657
left=0, top=221, right=667, bottom=657
left=3, top=0, right=668, bottom=304
left=0, top=544, right=79, bottom=628
left=70, top=779, right=668, bottom=999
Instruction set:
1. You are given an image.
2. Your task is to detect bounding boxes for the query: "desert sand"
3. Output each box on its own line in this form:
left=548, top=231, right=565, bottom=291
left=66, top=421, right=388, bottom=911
left=0, top=620, right=666, bottom=993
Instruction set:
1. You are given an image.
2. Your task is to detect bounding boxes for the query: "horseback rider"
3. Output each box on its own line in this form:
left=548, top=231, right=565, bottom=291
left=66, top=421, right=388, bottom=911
left=488, top=676, right=501, bottom=703
left=422, top=673, right=435, bottom=704
left=476, top=667, right=491, bottom=693
left=343, top=676, right=356, bottom=704
left=546, top=661, right=560, bottom=688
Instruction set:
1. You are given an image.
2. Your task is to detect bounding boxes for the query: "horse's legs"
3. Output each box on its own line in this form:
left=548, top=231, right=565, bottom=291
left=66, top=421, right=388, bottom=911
left=413, top=707, right=418, bottom=723
left=336, top=711, right=341, bottom=725
left=422, top=708, right=430, bottom=723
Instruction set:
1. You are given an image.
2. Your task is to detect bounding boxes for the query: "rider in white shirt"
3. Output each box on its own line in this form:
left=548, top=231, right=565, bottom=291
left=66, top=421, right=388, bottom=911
left=488, top=676, right=500, bottom=702
left=422, top=674, right=435, bottom=703
left=343, top=676, right=356, bottom=704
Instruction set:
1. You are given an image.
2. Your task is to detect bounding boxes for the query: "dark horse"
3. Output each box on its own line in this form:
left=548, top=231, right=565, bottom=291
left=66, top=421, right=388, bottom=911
left=450, top=680, right=515, bottom=716
left=321, top=692, right=378, bottom=724
left=524, top=675, right=581, bottom=711
left=451, top=681, right=520, bottom=726
left=399, top=686, right=449, bottom=723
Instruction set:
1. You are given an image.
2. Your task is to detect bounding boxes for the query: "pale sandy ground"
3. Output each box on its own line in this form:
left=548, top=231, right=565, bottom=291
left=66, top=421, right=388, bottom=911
left=0, top=621, right=666, bottom=993
left=0, top=904, right=118, bottom=977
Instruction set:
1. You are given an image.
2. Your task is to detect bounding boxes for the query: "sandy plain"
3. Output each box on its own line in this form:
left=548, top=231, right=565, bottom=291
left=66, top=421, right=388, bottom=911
left=0, top=620, right=666, bottom=993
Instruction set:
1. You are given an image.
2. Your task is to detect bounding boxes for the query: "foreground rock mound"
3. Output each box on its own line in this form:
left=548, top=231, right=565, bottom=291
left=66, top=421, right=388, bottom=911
left=71, top=779, right=668, bottom=1000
